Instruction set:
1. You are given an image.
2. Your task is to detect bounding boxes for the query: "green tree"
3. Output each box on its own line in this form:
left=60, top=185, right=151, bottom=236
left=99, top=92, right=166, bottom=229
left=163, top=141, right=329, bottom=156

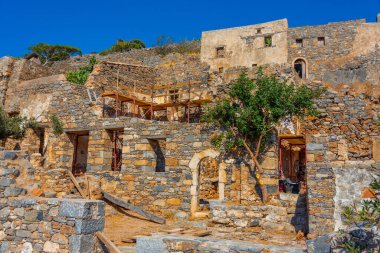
left=27, top=43, right=82, bottom=65
left=202, top=70, right=324, bottom=202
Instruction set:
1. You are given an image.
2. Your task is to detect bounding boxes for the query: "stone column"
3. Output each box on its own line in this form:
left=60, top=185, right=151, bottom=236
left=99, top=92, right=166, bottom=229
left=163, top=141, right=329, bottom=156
left=218, top=162, right=227, bottom=201
left=190, top=169, right=199, bottom=215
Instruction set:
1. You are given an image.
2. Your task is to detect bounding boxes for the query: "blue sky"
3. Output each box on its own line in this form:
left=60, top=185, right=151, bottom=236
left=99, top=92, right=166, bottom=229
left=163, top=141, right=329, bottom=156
left=0, top=0, right=379, bottom=57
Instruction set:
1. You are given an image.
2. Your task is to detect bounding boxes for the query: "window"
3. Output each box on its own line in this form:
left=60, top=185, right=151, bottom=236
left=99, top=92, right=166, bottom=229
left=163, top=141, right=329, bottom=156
left=318, top=37, right=325, bottom=46
left=148, top=139, right=166, bottom=172
left=218, top=67, right=224, bottom=73
left=264, top=36, right=272, bottom=47
left=169, top=89, right=179, bottom=102
left=296, top=39, right=303, bottom=48
left=252, top=64, right=258, bottom=67
left=216, top=47, right=225, bottom=58
left=256, top=28, right=262, bottom=34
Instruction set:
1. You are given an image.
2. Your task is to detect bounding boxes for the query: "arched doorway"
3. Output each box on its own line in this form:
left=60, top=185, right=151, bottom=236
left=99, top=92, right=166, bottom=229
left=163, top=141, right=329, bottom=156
left=198, top=157, right=219, bottom=211
left=293, top=59, right=307, bottom=79
left=188, top=149, right=225, bottom=215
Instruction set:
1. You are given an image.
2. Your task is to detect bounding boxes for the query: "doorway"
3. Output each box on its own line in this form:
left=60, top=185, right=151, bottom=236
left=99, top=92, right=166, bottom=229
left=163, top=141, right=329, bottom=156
left=72, top=133, right=89, bottom=176
left=294, top=59, right=307, bottom=79
left=278, top=135, right=306, bottom=194
left=111, top=130, right=123, bottom=171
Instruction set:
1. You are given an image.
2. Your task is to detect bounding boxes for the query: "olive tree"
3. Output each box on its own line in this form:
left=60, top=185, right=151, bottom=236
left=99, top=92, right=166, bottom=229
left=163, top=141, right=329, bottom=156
left=27, top=43, right=82, bottom=65
left=202, top=70, right=324, bottom=202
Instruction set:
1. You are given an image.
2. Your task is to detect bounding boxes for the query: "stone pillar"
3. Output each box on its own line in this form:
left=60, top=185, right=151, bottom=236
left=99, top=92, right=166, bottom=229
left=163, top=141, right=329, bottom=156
left=190, top=170, right=199, bottom=215
left=218, top=162, right=227, bottom=200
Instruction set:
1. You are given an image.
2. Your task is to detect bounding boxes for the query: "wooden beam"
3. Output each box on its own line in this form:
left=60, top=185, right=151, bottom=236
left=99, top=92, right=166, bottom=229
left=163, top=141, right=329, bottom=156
left=153, top=81, right=201, bottom=90
left=102, top=191, right=166, bottom=224
left=96, top=232, right=122, bottom=253
left=67, top=170, right=87, bottom=198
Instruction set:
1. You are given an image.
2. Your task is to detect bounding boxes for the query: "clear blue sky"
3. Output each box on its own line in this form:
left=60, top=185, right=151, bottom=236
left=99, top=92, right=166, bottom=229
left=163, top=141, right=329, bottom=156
left=0, top=0, right=379, bottom=57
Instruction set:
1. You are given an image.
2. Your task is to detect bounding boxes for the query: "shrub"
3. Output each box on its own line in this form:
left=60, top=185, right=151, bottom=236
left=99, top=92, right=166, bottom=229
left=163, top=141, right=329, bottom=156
left=66, top=56, right=98, bottom=85
left=0, top=107, right=40, bottom=139
left=50, top=114, right=64, bottom=136
left=100, top=39, right=146, bottom=55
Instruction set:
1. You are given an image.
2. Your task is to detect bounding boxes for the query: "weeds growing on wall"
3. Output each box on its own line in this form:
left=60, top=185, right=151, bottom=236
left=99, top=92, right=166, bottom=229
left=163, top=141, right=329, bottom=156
left=340, top=176, right=380, bottom=252
left=155, top=35, right=200, bottom=56
left=50, top=114, right=64, bottom=136
left=0, top=107, right=40, bottom=139
left=66, top=56, right=98, bottom=85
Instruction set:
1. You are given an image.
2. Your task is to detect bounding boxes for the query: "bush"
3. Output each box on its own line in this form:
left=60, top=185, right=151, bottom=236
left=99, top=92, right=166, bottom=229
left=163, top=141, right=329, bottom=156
left=50, top=115, right=64, bottom=136
left=66, top=56, right=97, bottom=85
left=100, top=39, right=146, bottom=55
left=0, top=107, right=40, bottom=139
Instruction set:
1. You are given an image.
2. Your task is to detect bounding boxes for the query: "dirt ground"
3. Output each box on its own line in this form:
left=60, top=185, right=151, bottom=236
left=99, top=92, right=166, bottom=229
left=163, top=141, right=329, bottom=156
left=104, top=206, right=306, bottom=249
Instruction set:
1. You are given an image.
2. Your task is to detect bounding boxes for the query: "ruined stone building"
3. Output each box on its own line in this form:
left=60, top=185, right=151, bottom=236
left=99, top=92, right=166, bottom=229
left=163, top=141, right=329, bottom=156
left=0, top=15, right=379, bottom=252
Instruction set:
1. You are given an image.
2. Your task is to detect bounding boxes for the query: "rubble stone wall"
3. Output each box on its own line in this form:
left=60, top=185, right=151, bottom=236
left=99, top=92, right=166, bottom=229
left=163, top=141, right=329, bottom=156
left=211, top=193, right=308, bottom=233
left=306, top=133, right=380, bottom=235
left=0, top=150, right=105, bottom=253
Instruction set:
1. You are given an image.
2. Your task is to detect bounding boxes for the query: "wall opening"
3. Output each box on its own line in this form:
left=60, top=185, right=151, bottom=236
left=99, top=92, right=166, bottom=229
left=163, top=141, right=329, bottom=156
left=72, top=133, right=89, bottom=176
left=296, top=39, right=303, bottom=48
left=216, top=46, right=225, bottom=58
left=318, top=37, right=325, bottom=46
left=111, top=129, right=123, bottom=171
left=294, top=59, right=307, bottom=79
left=198, top=157, right=219, bottom=211
left=218, top=67, right=224, bottom=73
left=278, top=135, right=306, bottom=194
left=264, top=36, right=272, bottom=47
left=148, top=139, right=166, bottom=172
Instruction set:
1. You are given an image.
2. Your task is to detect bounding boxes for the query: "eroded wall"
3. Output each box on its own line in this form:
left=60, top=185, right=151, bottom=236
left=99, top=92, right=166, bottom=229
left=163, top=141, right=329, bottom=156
left=201, top=19, right=288, bottom=73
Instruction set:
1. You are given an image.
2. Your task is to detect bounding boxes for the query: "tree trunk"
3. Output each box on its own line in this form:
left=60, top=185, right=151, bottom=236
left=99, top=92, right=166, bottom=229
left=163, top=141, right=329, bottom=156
left=242, top=139, right=269, bottom=203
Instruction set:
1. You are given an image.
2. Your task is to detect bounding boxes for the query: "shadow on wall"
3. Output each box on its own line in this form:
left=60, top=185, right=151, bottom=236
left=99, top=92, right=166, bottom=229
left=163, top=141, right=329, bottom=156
left=290, top=193, right=309, bottom=233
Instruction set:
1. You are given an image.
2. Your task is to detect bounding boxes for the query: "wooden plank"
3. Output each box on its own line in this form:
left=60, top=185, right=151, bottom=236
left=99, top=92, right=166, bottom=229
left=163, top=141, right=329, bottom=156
left=153, top=81, right=201, bottom=90
left=102, top=191, right=166, bottom=224
left=96, top=232, right=122, bottom=253
left=67, top=170, right=87, bottom=198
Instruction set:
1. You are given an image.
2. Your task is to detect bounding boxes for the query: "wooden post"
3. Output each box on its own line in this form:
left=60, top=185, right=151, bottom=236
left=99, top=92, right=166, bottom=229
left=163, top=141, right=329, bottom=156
left=115, top=69, right=120, bottom=118
left=187, top=81, right=191, bottom=123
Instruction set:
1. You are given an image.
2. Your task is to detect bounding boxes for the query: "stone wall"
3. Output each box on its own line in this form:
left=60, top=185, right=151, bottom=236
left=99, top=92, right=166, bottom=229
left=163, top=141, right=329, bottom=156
left=305, top=87, right=379, bottom=160
left=136, top=235, right=305, bottom=253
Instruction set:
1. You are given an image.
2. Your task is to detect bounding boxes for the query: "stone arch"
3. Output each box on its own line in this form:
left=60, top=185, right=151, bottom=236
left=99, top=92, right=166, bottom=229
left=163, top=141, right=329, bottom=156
left=293, top=58, right=308, bottom=79
left=189, top=149, right=226, bottom=215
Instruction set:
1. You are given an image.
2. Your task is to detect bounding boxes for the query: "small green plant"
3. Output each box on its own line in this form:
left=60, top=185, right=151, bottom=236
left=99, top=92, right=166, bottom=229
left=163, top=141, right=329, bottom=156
left=66, top=56, right=98, bottom=85
left=343, top=176, right=380, bottom=226
left=50, top=114, right=64, bottom=135
left=341, top=241, right=368, bottom=253
left=264, top=36, right=272, bottom=47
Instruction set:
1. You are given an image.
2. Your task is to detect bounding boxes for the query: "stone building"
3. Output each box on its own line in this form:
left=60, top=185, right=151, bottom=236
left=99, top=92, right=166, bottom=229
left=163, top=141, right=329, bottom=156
left=0, top=15, right=379, bottom=250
